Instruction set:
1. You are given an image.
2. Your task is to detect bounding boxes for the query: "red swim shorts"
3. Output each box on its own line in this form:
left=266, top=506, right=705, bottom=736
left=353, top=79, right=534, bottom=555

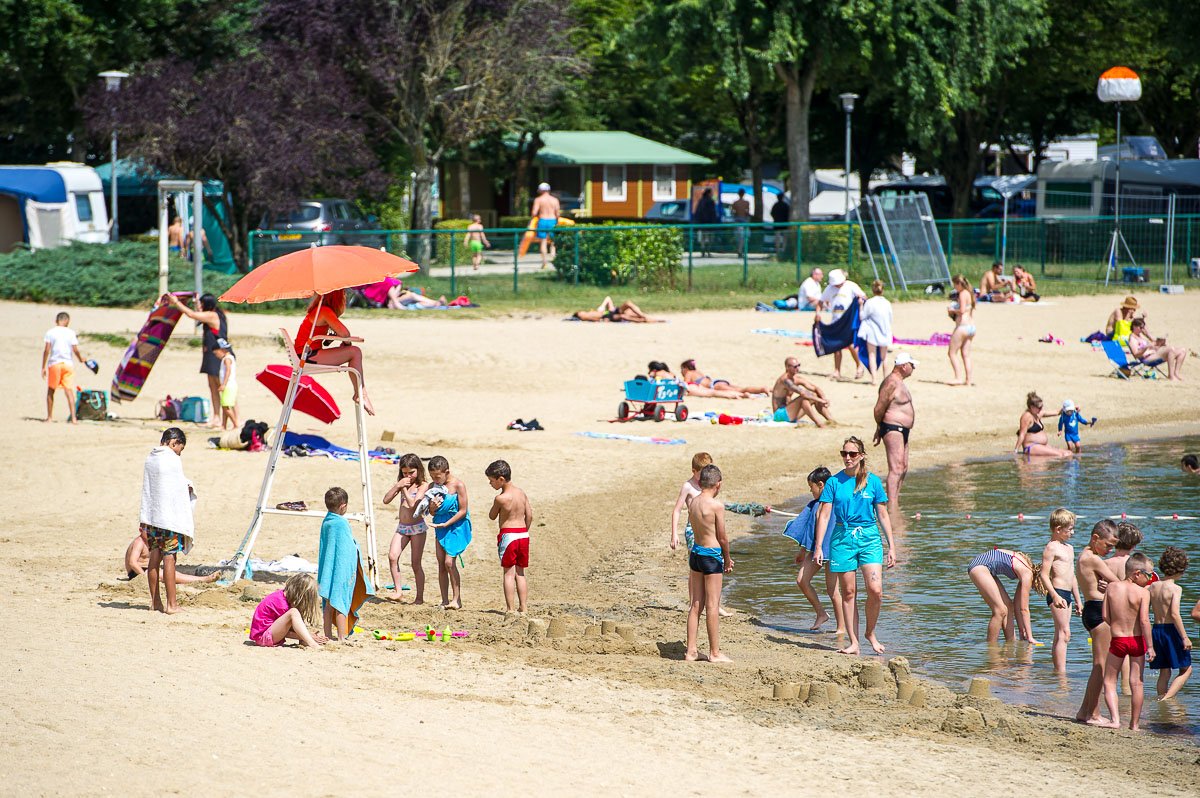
left=498, top=529, right=529, bottom=569
left=1108, top=635, right=1147, bottom=659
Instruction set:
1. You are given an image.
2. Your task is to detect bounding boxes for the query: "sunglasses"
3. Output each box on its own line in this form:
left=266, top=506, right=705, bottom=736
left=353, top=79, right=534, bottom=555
left=839, top=450, right=863, bottom=458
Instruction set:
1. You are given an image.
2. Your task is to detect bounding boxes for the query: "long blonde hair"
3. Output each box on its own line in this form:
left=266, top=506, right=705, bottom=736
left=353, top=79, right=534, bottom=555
left=283, top=573, right=319, bottom=625
left=952, top=274, right=976, bottom=309
left=844, top=436, right=869, bottom=493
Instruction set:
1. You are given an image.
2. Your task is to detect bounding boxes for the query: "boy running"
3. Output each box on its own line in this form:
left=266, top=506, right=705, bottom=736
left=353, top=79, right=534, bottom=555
left=486, top=459, right=532, bottom=614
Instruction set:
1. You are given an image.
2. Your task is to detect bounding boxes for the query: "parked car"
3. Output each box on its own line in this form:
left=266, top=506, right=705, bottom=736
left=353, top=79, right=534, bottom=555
left=644, top=199, right=730, bottom=223
left=255, top=199, right=385, bottom=262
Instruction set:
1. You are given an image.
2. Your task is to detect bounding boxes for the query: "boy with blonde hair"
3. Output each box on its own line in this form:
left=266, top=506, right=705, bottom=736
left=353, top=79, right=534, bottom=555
left=685, top=464, right=732, bottom=663
left=1100, top=552, right=1156, bottom=730
left=466, top=214, right=490, bottom=270
left=1149, top=546, right=1192, bottom=700
left=1039, top=508, right=1082, bottom=673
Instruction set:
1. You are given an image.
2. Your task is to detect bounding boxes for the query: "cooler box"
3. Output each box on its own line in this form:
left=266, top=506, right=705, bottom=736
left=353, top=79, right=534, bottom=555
left=179, top=396, right=211, bottom=423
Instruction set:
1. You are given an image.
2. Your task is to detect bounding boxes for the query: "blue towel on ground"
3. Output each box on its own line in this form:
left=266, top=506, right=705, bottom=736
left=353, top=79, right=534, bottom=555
left=281, top=431, right=398, bottom=464
left=812, top=300, right=860, bottom=357
left=317, top=511, right=373, bottom=621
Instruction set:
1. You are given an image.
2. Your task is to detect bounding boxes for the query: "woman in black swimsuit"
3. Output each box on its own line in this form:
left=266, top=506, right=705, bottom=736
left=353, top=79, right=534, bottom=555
left=166, top=292, right=231, bottom=429
left=1014, top=391, right=1069, bottom=458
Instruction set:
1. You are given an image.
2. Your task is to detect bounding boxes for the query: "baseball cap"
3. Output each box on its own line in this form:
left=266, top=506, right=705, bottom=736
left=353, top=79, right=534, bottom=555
left=894, top=353, right=918, bottom=368
left=537, top=182, right=551, bottom=192
left=215, top=337, right=231, bottom=350
left=828, top=269, right=847, bottom=286
left=1062, top=399, right=1076, bottom=412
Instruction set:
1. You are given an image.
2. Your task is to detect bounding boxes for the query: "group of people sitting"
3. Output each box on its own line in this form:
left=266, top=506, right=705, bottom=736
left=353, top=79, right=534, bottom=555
left=1104, top=296, right=1188, bottom=381
left=979, top=261, right=1040, bottom=303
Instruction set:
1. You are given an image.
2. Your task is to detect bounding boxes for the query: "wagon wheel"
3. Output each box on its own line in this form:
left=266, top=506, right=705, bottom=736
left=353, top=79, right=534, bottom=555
left=675, top=404, right=689, bottom=422
left=617, top=401, right=630, bottom=420
left=653, top=404, right=667, bottom=422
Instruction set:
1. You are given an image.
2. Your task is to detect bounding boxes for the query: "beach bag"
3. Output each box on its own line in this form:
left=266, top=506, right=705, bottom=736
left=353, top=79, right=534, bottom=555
left=156, top=396, right=182, bottom=421
left=75, top=388, right=108, bottom=421
left=179, top=396, right=211, bottom=424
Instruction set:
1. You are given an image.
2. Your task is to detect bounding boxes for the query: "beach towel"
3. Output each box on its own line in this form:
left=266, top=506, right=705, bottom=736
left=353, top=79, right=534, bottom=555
left=112, top=293, right=192, bottom=402
left=414, top=484, right=448, bottom=518
left=280, top=431, right=399, bottom=464
left=752, top=328, right=813, bottom=340
left=575, top=431, right=686, bottom=445
left=812, top=300, right=860, bottom=357
left=317, top=512, right=373, bottom=623
left=892, top=332, right=952, bottom=347
left=140, top=446, right=196, bottom=551
left=431, top=493, right=472, bottom=558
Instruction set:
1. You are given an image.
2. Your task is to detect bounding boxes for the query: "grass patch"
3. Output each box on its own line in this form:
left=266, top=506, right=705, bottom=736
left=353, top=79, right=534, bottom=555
left=80, top=332, right=134, bottom=348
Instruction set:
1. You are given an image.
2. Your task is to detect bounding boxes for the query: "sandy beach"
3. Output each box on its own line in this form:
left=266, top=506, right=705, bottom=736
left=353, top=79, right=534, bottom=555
left=2, top=292, right=1198, bottom=796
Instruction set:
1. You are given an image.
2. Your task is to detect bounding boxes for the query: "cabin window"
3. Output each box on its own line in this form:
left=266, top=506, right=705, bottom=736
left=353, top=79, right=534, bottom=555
left=1043, top=181, right=1092, bottom=210
left=652, top=165, right=676, bottom=200
left=603, top=165, right=626, bottom=202
left=74, top=193, right=94, bottom=222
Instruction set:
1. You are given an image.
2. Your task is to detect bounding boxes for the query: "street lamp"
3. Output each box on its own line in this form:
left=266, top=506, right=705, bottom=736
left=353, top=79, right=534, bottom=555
left=98, top=70, right=129, bottom=242
left=838, top=93, right=858, bottom=219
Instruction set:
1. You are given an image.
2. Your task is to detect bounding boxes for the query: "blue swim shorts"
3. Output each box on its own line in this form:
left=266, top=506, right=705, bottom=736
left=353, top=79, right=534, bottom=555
left=773, top=406, right=791, bottom=422
left=536, top=217, right=557, bottom=239
left=1064, top=432, right=1080, bottom=444
left=829, top=525, right=884, bottom=573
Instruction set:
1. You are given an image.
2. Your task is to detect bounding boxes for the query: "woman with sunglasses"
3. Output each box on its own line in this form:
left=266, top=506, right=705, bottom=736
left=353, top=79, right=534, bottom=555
left=813, top=436, right=896, bottom=655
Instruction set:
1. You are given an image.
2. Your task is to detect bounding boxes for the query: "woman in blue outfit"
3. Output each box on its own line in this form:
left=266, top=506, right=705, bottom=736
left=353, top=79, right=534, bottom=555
left=813, top=437, right=896, bottom=655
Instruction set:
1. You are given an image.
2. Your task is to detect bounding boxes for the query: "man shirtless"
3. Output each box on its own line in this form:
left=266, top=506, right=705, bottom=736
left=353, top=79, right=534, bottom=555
left=979, top=261, right=1014, bottom=302
left=167, top=216, right=184, bottom=255
left=771, top=357, right=834, bottom=427
left=872, top=353, right=916, bottom=514
left=123, top=533, right=218, bottom=583
left=531, top=182, right=560, bottom=269
left=1075, top=520, right=1120, bottom=723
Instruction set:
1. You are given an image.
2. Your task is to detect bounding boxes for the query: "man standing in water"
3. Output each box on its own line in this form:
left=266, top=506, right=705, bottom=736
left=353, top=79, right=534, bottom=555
left=531, top=182, right=560, bottom=269
left=873, top=353, right=916, bottom=515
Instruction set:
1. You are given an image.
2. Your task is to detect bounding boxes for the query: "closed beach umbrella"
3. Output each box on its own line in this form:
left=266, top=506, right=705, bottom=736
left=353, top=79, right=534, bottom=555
left=219, top=246, right=418, bottom=304
left=256, top=364, right=341, bottom=424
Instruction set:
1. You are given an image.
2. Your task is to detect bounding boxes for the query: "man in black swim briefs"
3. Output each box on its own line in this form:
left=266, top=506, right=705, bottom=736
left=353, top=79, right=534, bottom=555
left=873, top=354, right=916, bottom=515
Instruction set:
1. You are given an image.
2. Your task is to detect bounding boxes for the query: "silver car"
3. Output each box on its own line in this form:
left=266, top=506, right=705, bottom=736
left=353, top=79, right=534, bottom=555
left=255, top=199, right=385, bottom=263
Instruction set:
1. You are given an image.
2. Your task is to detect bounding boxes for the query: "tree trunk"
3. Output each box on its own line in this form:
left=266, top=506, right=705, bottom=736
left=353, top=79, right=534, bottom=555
left=411, top=158, right=436, bottom=266
left=740, top=99, right=765, bottom=223
left=457, top=161, right=471, bottom=219
left=777, top=60, right=819, bottom=221
left=943, top=112, right=983, bottom=219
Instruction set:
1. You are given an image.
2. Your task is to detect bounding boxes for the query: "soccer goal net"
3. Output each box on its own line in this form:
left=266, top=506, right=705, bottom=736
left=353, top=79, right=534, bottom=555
left=862, top=193, right=951, bottom=289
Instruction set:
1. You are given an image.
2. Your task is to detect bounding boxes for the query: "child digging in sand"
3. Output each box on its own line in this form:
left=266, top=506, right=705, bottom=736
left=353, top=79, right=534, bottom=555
left=383, top=453, right=431, bottom=603
left=1076, top=520, right=1122, bottom=724
left=486, top=459, right=532, bottom=614
left=1038, top=508, right=1082, bottom=672
left=427, top=456, right=472, bottom=609
left=670, top=452, right=730, bottom=617
left=784, top=466, right=842, bottom=632
left=249, top=573, right=327, bottom=648
left=1100, top=552, right=1156, bottom=730
left=685, top=464, right=732, bottom=662
left=1148, top=546, right=1192, bottom=700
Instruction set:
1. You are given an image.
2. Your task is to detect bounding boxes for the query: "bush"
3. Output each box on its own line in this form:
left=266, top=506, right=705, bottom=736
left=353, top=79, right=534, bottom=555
left=555, top=223, right=682, bottom=287
left=796, top=224, right=852, bottom=267
left=433, top=219, right=471, bottom=264
left=0, top=241, right=245, bottom=307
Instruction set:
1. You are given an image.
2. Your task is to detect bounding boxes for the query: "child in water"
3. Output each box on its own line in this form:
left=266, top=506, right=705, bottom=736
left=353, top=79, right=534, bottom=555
left=1056, top=399, right=1095, bottom=453
left=783, top=466, right=841, bottom=632
left=966, top=548, right=1040, bottom=644
left=1037, top=508, right=1082, bottom=672
left=1148, top=547, right=1192, bottom=700
left=1100, top=552, right=1156, bottom=730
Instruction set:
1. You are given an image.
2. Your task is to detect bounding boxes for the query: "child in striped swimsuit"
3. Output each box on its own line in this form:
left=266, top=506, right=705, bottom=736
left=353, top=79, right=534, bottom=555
left=967, top=548, right=1041, bottom=644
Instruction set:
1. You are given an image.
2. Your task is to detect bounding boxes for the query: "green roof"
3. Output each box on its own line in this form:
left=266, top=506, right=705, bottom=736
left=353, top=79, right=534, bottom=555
left=529, top=131, right=711, bottom=166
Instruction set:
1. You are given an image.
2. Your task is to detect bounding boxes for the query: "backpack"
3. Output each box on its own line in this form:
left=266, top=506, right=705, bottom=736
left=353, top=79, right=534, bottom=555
left=156, top=396, right=182, bottom=421
left=75, top=389, right=108, bottom=421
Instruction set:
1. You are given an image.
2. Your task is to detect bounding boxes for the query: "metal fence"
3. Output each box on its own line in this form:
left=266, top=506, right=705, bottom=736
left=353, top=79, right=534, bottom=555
left=248, top=213, right=1200, bottom=295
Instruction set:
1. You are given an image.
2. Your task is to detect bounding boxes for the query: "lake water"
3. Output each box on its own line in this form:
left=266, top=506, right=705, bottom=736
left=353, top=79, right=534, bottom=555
left=726, top=435, right=1200, bottom=736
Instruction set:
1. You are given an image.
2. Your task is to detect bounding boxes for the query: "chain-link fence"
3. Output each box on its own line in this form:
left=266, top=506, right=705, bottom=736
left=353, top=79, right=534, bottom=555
left=248, top=213, right=1200, bottom=297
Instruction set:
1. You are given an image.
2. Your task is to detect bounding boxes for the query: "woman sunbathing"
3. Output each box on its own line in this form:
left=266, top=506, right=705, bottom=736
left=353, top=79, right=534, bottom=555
left=679, top=359, right=767, bottom=398
left=572, top=296, right=663, bottom=323
left=1128, top=318, right=1186, bottom=381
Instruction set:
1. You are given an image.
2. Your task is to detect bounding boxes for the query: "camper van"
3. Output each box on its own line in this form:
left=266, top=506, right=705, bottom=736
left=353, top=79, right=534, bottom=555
left=0, top=163, right=109, bottom=253
left=1035, top=159, right=1200, bottom=218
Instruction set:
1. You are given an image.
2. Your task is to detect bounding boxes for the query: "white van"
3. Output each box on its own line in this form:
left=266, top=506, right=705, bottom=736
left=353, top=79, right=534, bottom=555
left=0, top=162, right=109, bottom=253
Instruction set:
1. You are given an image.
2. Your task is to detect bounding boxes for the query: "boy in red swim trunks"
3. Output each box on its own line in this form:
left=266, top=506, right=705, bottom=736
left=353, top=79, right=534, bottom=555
left=1100, top=552, right=1156, bottom=730
left=486, top=460, right=532, bottom=614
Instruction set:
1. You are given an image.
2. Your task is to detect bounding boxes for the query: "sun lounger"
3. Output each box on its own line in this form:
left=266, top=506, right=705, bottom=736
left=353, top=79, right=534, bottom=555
left=1101, top=339, right=1158, bottom=379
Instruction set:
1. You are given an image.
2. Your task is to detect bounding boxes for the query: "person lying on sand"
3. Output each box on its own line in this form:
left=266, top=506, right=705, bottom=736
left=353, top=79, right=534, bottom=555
left=123, top=534, right=219, bottom=584
left=679, top=359, right=767, bottom=398
left=572, top=296, right=663, bottom=323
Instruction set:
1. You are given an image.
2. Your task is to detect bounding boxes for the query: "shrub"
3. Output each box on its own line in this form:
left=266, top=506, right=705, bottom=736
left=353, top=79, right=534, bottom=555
left=795, top=224, right=852, bottom=267
left=555, top=223, right=682, bottom=287
left=0, top=241, right=244, bottom=307
left=433, top=219, right=471, bottom=264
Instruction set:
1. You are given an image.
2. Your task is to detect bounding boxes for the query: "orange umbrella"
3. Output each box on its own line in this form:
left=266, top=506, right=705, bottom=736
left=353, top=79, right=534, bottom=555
left=219, top=246, right=419, bottom=304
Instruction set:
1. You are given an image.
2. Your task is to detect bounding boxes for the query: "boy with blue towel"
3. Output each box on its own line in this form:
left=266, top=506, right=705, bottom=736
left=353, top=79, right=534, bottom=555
left=318, top=487, right=373, bottom=639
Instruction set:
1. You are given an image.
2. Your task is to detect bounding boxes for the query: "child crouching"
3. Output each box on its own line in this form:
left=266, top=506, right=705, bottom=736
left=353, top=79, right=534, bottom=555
left=249, top=573, right=326, bottom=648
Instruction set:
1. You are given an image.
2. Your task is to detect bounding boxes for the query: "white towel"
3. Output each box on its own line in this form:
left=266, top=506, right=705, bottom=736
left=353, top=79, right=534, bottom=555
left=140, top=446, right=196, bottom=551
